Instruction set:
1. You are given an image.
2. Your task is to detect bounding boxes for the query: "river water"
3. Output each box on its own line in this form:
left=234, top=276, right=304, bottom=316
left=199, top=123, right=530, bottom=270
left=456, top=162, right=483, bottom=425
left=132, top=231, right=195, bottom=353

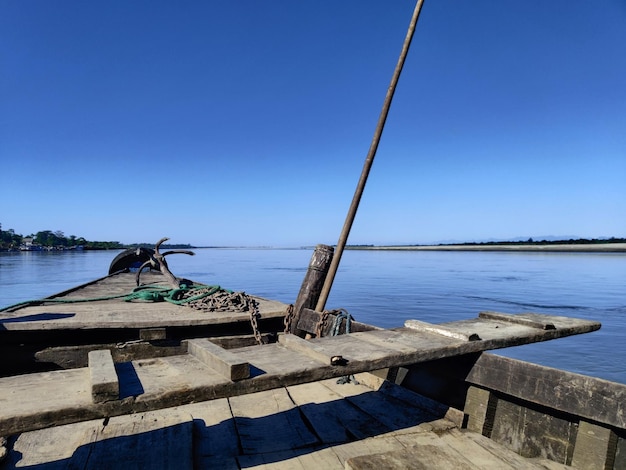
left=1, top=248, right=625, bottom=384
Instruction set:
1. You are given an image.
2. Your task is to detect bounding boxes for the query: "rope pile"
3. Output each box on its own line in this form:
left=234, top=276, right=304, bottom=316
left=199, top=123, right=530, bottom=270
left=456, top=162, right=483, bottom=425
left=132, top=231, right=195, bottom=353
left=125, top=284, right=257, bottom=313
left=1, top=284, right=257, bottom=314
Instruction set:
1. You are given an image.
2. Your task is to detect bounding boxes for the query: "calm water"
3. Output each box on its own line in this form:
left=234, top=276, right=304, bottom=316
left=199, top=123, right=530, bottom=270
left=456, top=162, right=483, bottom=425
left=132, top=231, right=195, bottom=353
left=1, top=248, right=625, bottom=384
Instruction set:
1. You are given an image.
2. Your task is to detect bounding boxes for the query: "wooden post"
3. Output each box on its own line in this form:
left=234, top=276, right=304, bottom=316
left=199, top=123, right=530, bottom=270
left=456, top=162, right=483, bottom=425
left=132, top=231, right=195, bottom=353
left=290, top=244, right=334, bottom=336
left=465, top=385, right=497, bottom=437
left=571, top=421, right=618, bottom=469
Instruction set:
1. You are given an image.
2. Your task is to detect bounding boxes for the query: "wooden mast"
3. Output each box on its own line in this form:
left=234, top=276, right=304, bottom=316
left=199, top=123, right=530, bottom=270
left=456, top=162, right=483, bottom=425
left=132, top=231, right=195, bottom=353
left=316, top=0, right=426, bottom=312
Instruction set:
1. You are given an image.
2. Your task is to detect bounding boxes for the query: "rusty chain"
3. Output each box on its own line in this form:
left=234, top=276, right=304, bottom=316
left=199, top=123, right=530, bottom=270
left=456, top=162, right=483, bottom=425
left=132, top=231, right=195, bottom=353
left=184, top=288, right=264, bottom=345
left=283, top=304, right=295, bottom=334
left=249, top=301, right=263, bottom=345
left=186, top=289, right=256, bottom=313
left=315, top=311, right=330, bottom=338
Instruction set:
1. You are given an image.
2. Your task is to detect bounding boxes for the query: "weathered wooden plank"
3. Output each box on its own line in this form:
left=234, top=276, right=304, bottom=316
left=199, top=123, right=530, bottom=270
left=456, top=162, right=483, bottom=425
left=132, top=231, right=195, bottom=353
left=330, top=435, right=408, bottom=468
left=3, top=420, right=101, bottom=468
left=571, top=421, right=617, bottom=470
left=287, top=380, right=391, bottom=443
left=479, top=311, right=556, bottom=330
left=69, top=410, right=194, bottom=470
left=464, top=385, right=496, bottom=435
left=139, top=327, right=167, bottom=340
left=322, top=378, right=440, bottom=432
left=228, top=388, right=319, bottom=454
left=187, top=338, right=250, bottom=381
left=373, top=377, right=463, bottom=427
left=460, top=354, right=626, bottom=430
left=174, top=400, right=239, bottom=462
left=0, top=313, right=602, bottom=436
left=460, top=430, right=562, bottom=469
left=35, top=340, right=187, bottom=369
left=405, top=318, right=481, bottom=341
left=88, top=349, right=119, bottom=403
left=3, top=409, right=194, bottom=469
left=438, top=429, right=521, bottom=470
left=278, top=333, right=335, bottom=364
left=345, top=439, right=480, bottom=470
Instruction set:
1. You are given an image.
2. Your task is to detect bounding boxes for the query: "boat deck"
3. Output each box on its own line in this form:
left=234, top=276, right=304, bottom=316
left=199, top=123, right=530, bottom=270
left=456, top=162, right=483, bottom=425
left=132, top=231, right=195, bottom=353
left=0, top=311, right=599, bottom=438
left=0, top=271, right=288, bottom=331
left=1, top=374, right=570, bottom=469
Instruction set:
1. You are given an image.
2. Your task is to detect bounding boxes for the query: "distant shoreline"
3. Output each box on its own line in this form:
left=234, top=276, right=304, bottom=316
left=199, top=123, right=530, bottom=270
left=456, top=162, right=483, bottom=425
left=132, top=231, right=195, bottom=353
left=347, top=243, right=626, bottom=253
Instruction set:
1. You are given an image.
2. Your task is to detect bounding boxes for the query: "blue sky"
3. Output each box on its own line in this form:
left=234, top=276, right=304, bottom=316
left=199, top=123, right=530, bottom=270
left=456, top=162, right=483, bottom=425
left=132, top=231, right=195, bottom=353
left=2, top=1, right=624, bottom=247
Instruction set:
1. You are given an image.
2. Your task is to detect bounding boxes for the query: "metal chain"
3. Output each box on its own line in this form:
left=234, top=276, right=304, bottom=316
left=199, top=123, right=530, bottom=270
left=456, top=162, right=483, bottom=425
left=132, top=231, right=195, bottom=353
left=315, top=311, right=330, bottom=338
left=283, top=304, right=295, bottom=334
left=249, top=300, right=263, bottom=345
left=186, top=290, right=255, bottom=313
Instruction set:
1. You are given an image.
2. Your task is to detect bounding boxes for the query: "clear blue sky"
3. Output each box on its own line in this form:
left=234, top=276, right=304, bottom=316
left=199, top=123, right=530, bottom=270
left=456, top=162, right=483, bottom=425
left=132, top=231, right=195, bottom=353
left=2, top=1, right=624, bottom=247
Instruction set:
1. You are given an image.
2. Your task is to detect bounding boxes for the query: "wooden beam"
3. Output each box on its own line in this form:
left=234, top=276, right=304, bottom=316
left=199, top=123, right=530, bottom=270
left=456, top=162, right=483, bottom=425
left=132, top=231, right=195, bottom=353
left=88, top=350, right=119, bottom=403
left=186, top=338, right=250, bottom=381
left=571, top=421, right=618, bottom=469
left=478, top=311, right=556, bottom=330
left=405, top=319, right=481, bottom=341
left=139, top=328, right=167, bottom=340
left=278, top=333, right=335, bottom=365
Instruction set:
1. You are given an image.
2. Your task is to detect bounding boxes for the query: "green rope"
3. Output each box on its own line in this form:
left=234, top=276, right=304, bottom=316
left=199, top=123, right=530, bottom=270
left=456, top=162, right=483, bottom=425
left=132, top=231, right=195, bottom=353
left=0, top=293, right=131, bottom=312
left=124, top=284, right=225, bottom=305
left=0, top=283, right=226, bottom=312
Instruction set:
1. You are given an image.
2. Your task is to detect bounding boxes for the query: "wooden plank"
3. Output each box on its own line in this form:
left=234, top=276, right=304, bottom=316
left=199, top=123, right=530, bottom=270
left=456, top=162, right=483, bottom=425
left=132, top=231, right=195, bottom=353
left=236, top=446, right=347, bottom=470
left=287, top=380, right=392, bottom=443
left=330, top=435, right=408, bottom=468
left=479, top=311, right=556, bottom=330
left=345, top=439, right=481, bottom=470
left=571, top=421, right=617, bottom=469
left=0, top=313, right=602, bottom=436
left=460, top=430, right=559, bottom=469
left=278, top=333, right=335, bottom=364
left=88, top=349, right=119, bottom=403
left=438, top=429, right=520, bottom=470
left=464, top=385, right=495, bottom=435
left=322, top=378, right=440, bottom=432
left=3, top=420, right=101, bottom=468
left=4, top=410, right=193, bottom=470
left=460, top=354, right=626, bottom=430
left=228, top=388, right=319, bottom=454
left=174, top=400, right=240, bottom=465
left=140, top=327, right=167, bottom=340
left=373, top=377, right=463, bottom=427
left=295, top=308, right=325, bottom=336
left=187, top=338, right=250, bottom=381
left=405, top=319, right=481, bottom=341
left=69, top=410, right=194, bottom=470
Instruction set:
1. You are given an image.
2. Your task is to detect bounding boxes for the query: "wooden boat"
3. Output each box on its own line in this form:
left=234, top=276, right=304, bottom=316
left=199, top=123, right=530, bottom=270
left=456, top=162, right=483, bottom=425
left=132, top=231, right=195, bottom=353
left=1, top=244, right=624, bottom=469
left=3, top=3, right=623, bottom=468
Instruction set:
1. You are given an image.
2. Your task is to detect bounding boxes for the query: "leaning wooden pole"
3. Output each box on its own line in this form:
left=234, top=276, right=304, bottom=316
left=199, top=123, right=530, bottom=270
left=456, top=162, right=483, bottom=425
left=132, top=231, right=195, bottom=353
left=316, top=0, right=426, bottom=312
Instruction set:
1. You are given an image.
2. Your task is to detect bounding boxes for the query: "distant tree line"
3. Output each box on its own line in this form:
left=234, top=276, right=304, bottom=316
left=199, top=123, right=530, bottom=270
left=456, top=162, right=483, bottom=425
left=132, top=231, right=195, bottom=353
left=444, top=237, right=626, bottom=247
left=0, top=224, right=125, bottom=250
left=0, top=224, right=193, bottom=251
